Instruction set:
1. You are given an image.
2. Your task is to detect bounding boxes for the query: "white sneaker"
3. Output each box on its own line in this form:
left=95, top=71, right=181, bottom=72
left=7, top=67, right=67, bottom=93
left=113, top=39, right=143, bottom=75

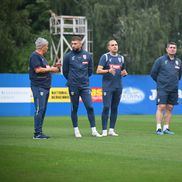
left=102, top=130, right=107, bottom=137
left=92, top=131, right=102, bottom=137
left=74, top=131, right=82, bottom=138
left=108, top=130, right=118, bottom=136
left=74, top=127, right=82, bottom=138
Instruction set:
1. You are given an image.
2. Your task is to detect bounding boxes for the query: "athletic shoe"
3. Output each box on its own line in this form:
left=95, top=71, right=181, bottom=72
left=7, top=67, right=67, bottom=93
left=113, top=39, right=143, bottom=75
left=33, top=133, right=50, bottom=139
left=92, top=131, right=102, bottom=137
left=102, top=130, right=107, bottom=137
left=41, top=133, right=50, bottom=138
left=163, top=129, right=174, bottom=135
left=156, top=129, right=163, bottom=135
left=74, top=131, right=82, bottom=138
left=108, top=130, right=119, bottom=136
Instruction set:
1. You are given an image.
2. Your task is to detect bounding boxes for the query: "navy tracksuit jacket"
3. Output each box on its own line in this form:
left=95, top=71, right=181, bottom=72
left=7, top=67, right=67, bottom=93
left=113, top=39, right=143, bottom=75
left=63, top=49, right=96, bottom=128
left=151, top=54, right=182, bottom=92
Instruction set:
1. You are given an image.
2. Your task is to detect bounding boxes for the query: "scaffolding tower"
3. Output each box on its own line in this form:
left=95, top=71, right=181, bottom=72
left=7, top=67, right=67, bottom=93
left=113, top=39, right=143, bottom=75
left=49, top=14, right=93, bottom=72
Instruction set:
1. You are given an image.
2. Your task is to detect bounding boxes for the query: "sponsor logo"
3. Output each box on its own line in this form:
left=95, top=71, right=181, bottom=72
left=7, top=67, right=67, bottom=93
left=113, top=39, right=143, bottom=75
left=149, top=89, right=157, bottom=100
left=71, top=92, right=74, bottom=96
left=82, top=61, right=88, bottom=64
left=91, top=88, right=102, bottom=102
left=40, top=92, right=44, bottom=96
left=121, top=87, right=145, bottom=104
left=0, top=88, right=32, bottom=103
left=109, top=64, right=121, bottom=69
left=175, top=66, right=180, bottom=69
left=72, top=56, right=75, bottom=60
left=83, top=55, right=87, bottom=59
left=49, top=88, right=70, bottom=102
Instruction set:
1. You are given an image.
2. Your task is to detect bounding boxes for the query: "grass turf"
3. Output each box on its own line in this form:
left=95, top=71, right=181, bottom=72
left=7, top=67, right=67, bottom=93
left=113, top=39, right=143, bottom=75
left=0, top=115, right=182, bottom=182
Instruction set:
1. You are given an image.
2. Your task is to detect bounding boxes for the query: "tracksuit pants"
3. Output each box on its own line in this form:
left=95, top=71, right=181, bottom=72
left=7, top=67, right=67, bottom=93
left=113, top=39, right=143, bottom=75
left=102, top=88, right=122, bottom=130
left=31, top=86, right=50, bottom=135
left=68, top=86, right=96, bottom=128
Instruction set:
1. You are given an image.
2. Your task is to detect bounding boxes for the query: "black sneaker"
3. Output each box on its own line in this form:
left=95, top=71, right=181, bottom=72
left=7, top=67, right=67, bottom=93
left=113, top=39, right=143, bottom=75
left=33, top=133, right=50, bottom=139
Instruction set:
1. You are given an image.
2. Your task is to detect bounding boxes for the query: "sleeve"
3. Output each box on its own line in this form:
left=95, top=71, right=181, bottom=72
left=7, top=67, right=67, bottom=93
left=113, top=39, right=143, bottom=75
left=30, top=54, right=41, bottom=69
left=179, top=59, right=182, bottom=80
left=121, top=55, right=125, bottom=70
left=88, top=53, right=93, bottom=77
left=63, top=54, right=69, bottom=80
left=98, top=54, right=107, bottom=67
left=150, top=58, right=160, bottom=82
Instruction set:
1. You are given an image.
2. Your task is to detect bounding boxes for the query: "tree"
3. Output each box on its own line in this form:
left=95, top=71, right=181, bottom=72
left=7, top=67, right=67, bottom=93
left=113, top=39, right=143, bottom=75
left=0, top=0, right=53, bottom=73
left=0, top=0, right=32, bottom=73
left=1, top=0, right=182, bottom=73
left=115, top=6, right=170, bottom=74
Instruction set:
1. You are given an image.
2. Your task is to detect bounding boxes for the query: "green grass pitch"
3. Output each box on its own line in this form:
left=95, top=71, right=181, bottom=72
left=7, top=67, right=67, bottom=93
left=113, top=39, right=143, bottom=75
left=0, top=115, right=182, bottom=182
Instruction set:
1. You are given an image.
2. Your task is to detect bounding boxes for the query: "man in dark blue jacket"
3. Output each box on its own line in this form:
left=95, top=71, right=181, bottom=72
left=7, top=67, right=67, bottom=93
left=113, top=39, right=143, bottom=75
left=151, top=42, right=182, bottom=135
left=63, top=36, right=101, bottom=138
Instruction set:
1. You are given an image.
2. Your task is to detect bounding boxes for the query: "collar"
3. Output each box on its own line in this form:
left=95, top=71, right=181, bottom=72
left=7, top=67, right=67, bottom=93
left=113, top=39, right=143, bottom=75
left=166, top=54, right=176, bottom=61
left=35, top=50, right=44, bottom=56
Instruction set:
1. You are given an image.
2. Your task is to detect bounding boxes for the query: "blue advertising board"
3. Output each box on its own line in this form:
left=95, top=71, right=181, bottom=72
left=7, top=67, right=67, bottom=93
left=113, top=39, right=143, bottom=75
left=0, top=74, right=182, bottom=116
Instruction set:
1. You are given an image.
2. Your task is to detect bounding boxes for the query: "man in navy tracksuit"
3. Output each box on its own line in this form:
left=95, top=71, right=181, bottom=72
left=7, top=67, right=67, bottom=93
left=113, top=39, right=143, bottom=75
left=29, top=37, right=59, bottom=139
left=151, top=42, right=182, bottom=135
left=96, top=40, right=128, bottom=137
left=63, top=36, right=101, bottom=138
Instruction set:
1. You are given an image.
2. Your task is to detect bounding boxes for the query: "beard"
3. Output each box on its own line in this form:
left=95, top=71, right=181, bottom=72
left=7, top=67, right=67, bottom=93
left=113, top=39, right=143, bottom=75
left=72, top=46, right=82, bottom=52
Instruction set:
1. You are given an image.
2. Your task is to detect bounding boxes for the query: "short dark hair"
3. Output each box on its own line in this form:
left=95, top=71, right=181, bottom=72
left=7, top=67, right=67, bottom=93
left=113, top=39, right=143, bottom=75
left=167, top=41, right=177, bottom=48
left=71, top=36, right=82, bottom=41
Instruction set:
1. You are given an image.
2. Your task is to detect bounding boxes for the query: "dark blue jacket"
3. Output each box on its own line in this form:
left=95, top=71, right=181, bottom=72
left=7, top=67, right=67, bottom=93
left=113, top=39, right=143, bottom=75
left=63, top=49, right=93, bottom=87
left=150, top=54, right=182, bottom=92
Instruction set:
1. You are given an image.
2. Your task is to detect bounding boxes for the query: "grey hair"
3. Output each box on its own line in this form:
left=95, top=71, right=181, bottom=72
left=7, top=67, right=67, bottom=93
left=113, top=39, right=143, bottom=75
left=35, top=37, right=48, bottom=49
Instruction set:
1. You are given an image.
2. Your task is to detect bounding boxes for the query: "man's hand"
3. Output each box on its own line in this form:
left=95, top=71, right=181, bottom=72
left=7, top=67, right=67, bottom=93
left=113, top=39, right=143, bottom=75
left=109, top=67, right=116, bottom=76
left=51, top=66, right=60, bottom=72
left=121, top=69, right=128, bottom=77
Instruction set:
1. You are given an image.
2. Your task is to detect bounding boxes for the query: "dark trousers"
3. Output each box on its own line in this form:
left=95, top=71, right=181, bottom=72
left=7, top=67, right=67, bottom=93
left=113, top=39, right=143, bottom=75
left=102, top=88, right=122, bottom=130
left=31, top=86, right=50, bottom=135
left=68, top=86, right=96, bottom=128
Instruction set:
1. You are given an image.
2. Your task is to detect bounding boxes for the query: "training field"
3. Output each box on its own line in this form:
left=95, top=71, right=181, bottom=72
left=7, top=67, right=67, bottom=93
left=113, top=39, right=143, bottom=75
left=0, top=115, right=182, bottom=182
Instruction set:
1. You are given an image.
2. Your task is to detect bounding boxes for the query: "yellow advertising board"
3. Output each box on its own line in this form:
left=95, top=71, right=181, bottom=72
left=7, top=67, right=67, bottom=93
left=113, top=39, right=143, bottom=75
left=49, top=88, right=70, bottom=102
left=30, top=87, right=103, bottom=103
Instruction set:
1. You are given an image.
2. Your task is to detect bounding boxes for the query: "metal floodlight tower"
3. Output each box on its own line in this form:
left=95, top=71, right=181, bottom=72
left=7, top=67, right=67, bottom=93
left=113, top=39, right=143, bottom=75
left=49, top=13, right=92, bottom=72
